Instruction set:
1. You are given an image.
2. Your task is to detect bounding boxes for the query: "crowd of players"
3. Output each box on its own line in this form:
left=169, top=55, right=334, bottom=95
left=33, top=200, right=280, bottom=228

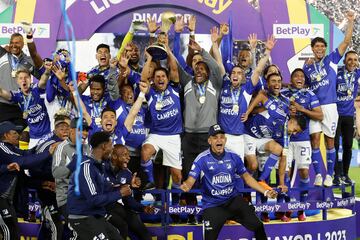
left=0, top=9, right=358, bottom=240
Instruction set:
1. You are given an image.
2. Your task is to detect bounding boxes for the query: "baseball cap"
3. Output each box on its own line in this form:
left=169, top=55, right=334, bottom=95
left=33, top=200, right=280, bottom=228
left=208, top=124, right=225, bottom=137
left=0, top=121, right=23, bottom=135
left=70, top=118, right=91, bottom=130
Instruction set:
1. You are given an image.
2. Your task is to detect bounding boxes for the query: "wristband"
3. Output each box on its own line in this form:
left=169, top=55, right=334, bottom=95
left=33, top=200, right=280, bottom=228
left=71, top=91, right=78, bottom=97
left=26, top=37, right=33, bottom=43
left=149, top=32, right=156, bottom=38
left=138, top=92, right=145, bottom=99
left=263, top=190, right=269, bottom=197
left=190, top=31, right=195, bottom=36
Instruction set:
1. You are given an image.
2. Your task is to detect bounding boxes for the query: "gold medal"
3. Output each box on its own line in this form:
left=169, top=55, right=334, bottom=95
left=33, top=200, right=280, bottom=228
left=347, top=89, right=352, bottom=96
left=316, top=74, right=321, bottom=81
left=95, top=117, right=101, bottom=125
left=232, top=104, right=239, bottom=113
left=11, top=70, right=17, bottom=78
left=199, top=96, right=206, bottom=104
left=23, top=111, right=29, bottom=119
left=290, top=96, right=295, bottom=102
left=155, top=102, right=162, bottom=111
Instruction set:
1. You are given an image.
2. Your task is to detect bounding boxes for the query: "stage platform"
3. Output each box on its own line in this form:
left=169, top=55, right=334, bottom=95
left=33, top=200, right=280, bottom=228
left=18, top=208, right=357, bottom=240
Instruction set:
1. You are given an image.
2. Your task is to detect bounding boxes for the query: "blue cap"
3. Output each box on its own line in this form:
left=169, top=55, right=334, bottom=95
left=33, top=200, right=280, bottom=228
left=208, top=124, right=225, bottom=137
left=0, top=121, right=22, bottom=135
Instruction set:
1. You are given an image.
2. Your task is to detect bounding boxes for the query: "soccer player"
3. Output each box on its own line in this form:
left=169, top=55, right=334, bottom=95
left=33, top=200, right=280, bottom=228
left=242, top=73, right=306, bottom=190
left=0, top=32, right=40, bottom=128
left=104, top=144, right=154, bottom=240
left=281, top=68, right=323, bottom=220
left=335, top=50, right=360, bottom=185
left=217, top=33, right=277, bottom=158
left=140, top=66, right=183, bottom=191
left=86, top=44, right=115, bottom=95
left=303, top=10, right=355, bottom=186
left=180, top=124, right=277, bottom=240
left=67, top=131, right=130, bottom=240
left=0, top=67, right=52, bottom=148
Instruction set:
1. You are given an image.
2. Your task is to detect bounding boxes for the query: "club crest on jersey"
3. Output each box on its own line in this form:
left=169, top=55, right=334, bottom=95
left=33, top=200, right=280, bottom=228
left=121, top=178, right=126, bottom=184
left=269, top=104, right=276, bottom=110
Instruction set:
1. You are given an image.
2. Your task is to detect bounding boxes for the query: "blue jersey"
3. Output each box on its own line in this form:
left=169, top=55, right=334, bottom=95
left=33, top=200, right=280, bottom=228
left=189, top=149, right=247, bottom=209
left=146, top=85, right=183, bottom=135
left=88, top=122, right=128, bottom=146
left=303, top=49, right=342, bottom=105
left=336, top=66, right=360, bottom=116
left=87, top=65, right=118, bottom=95
left=245, top=94, right=289, bottom=141
left=82, top=94, right=113, bottom=129
left=110, top=99, right=146, bottom=149
left=103, top=161, right=144, bottom=212
left=10, top=84, right=51, bottom=139
left=281, top=88, right=320, bottom=142
left=218, top=76, right=254, bottom=135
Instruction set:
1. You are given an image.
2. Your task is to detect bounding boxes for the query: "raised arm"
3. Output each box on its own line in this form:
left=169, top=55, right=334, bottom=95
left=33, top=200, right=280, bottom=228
left=241, top=91, right=268, bottom=122
left=26, top=30, right=43, bottom=69
left=164, top=37, right=179, bottom=83
left=248, top=33, right=258, bottom=71
left=108, top=58, right=120, bottom=100
left=123, top=81, right=148, bottom=132
left=141, top=50, right=154, bottom=83
left=147, top=17, right=159, bottom=45
left=116, top=23, right=135, bottom=60
left=69, top=83, right=92, bottom=126
left=251, top=35, right=277, bottom=86
left=210, top=26, right=226, bottom=77
left=38, top=61, right=52, bottom=89
left=338, top=10, right=355, bottom=56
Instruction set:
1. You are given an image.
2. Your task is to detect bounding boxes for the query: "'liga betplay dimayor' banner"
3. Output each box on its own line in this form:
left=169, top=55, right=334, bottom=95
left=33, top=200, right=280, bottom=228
left=0, top=0, right=344, bottom=81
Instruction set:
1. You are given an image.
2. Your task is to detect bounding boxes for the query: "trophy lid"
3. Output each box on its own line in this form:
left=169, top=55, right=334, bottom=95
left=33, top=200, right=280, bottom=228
left=146, top=43, right=167, bottom=61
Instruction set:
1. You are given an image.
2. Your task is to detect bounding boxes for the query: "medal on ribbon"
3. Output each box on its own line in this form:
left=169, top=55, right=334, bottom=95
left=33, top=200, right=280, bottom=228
left=197, top=82, right=207, bottom=104
left=156, top=92, right=164, bottom=111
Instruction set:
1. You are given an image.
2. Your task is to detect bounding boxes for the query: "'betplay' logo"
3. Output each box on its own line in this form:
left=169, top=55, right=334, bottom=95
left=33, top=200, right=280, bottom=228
left=273, top=24, right=324, bottom=39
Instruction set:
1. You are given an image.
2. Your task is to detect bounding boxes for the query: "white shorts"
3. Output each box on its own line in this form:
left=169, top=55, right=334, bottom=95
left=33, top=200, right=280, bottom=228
left=143, top=134, right=182, bottom=170
left=244, top=134, right=272, bottom=156
left=309, top=103, right=338, bottom=138
left=225, top=134, right=244, bottom=160
left=286, top=141, right=312, bottom=169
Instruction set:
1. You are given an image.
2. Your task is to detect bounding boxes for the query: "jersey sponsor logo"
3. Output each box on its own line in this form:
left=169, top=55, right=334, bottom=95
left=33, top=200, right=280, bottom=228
left=211, top=172, right=232, bottom=186
left=220, top=96, right=232, bottom=104
left=211, top=186, right=233, bottom=196
left=156, top=108, right=179, bottom=120
left=220, top=107, right=240, bottom=116
left=120, top=177, right=126, bottom=184
left=310, top=79, right=330, bottom=92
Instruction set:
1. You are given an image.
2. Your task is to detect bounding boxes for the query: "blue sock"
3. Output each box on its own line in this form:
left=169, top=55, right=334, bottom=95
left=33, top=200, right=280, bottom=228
left=171, top=183, right=181, bottom=205
left=259, top=153, right=279, bottom=181
left=299, top=177, right=310, bottom=202
left=141, top=160, right=154, bottom=183
left=276, top=171, right=290, bottom=203
left=311, top=148, right=322, bottom=175
left=326, top=148, right=336, bottom=176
